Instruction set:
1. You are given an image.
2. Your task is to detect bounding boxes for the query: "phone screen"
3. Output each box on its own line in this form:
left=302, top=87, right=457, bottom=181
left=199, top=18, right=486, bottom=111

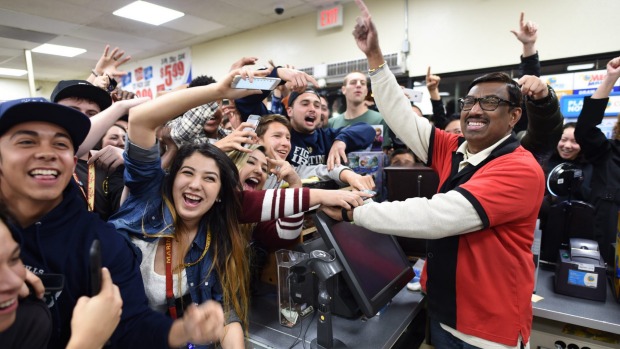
left=232, top=76, right=281, bottom=90
left=89, top=240, right=102, bottom=295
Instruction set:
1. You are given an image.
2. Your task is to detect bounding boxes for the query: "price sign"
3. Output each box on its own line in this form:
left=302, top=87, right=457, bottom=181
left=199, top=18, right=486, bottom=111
left=119, top=47, right=192, bottom=99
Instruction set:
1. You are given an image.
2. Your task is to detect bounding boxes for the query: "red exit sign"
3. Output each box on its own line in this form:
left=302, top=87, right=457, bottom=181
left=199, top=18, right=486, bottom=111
left=317, top=5, right=343, bottom=30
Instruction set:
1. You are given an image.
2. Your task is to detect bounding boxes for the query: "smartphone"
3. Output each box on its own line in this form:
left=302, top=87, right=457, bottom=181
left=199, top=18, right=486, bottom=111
left=89, top=239, right=102, bottom=295
left=222, top=98, right=230, bottom=106
left=403, top=88, right=423, bottom=103
left=231, top=76, right=281, bottom=90
left=244, top=114, right=261, bottom=132
left=243, top=114, right=261, bottom=148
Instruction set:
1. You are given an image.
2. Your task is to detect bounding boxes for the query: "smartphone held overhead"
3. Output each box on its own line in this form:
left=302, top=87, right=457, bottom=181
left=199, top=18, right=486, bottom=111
left=231, top=76, right=281, bottom=90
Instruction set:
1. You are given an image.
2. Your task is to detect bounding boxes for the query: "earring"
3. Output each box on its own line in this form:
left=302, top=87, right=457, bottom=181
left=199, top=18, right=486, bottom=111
left=216, top=198, right=221, bottom=203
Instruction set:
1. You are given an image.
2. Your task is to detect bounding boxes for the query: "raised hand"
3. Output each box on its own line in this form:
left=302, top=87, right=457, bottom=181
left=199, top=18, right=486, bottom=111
left=94, top=45, right=131, bottom=78
left=213, top=121, right=257, bottom=153
left=607, top=56, right=620, bottom=78
left=517, top=75, right=548, bottom=100
left=88, top=145, right=125, bottom=174
left=426, top=66, right=440, bottom=91
left=275, top=67, right=319, bottom=92
left=229, top=56, right=259, bottom=71
left=510, top=12, right=538, bottom=46
left=352, top=0, right=381, bottom=61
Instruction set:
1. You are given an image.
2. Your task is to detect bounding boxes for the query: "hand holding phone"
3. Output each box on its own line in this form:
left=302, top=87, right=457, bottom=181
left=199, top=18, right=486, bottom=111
left=90, top=240, right=102, bottom=295
left=231, top=76, right=281, bottom=90
left=243, top=114, right=261, bottom=148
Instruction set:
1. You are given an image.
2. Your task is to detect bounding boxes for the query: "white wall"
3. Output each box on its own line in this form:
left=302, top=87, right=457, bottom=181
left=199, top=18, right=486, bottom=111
left=192, top=0, right=620, bottom=79
left=2, top=0, right=620, bottom=91
left=0, top=78, right=57, bottom=101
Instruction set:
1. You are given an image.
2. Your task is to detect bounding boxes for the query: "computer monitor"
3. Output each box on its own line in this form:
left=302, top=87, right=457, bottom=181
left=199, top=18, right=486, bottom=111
left=384, top=165, right=439, bottom=201
left=384, top=165, right=439, bottom=258
left=312, top=211, right=414, bottom=318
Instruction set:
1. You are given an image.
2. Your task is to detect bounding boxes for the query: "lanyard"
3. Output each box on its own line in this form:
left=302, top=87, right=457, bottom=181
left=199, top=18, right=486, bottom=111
left=164, top=237, right=178, bottom=319
left=73, top=161, right=96, bottom=212
left=163, top=229, right=212, bottom=320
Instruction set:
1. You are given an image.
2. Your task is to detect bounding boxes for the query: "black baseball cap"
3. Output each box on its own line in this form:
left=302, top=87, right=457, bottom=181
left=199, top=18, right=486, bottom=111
left=287, top=88, right=320, bottom=108
left=0, top=97, right=91, bottom=152
left=51, top=80, right=112, bottom=111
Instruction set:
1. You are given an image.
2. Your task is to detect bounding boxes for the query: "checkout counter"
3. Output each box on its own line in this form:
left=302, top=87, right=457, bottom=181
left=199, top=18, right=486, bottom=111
left=247, top=287, right=425, bottom=349
left=531, top=267, right=620, bottom=348
left=247, top=268, right=620, bottom=349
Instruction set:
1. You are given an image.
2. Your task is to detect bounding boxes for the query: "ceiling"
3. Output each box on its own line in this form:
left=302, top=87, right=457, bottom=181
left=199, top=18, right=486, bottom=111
left=0, top=0, right=350, bottom=82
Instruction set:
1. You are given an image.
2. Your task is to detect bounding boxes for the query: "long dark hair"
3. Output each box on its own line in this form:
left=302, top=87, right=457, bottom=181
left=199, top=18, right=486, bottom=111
left=162, top=142, right=250, bottom=331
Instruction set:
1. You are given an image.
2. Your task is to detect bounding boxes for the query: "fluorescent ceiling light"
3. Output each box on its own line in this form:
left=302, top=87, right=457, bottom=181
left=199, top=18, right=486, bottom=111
left=114, top=1, right=184, bottom=26
left=438, top=92, right=450, bottom=97
left=566, top=63, right=594, bottom=71
left=32, top=44, right=86, bottom=57
left=0, top=68, right=28, bottom=76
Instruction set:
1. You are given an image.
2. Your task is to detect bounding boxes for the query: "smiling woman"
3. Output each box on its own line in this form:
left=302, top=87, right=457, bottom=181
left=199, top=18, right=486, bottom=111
left=108, top=67, right=368, bottom=349
left=0, top=204, right=52, bottom=348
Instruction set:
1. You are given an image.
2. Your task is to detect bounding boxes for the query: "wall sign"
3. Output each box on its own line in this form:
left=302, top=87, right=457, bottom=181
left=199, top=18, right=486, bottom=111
left=317, top=5, right=343, bottom=31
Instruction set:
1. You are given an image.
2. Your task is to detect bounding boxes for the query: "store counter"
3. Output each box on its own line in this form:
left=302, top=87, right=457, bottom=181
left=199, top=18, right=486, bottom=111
left=533, top=268, right=620, bottom=334
left=247, top=287, right=425, bottom=349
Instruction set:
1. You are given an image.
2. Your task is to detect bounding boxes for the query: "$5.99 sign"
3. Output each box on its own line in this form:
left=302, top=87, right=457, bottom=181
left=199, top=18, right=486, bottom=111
left=119, top=48, right=192, bottom=99
left=160, top=61, right=185, bottom=87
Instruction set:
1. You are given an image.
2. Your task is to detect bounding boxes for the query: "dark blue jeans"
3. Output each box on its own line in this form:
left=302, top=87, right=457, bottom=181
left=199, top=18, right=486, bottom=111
left=429, top=318, right=483, bottom=349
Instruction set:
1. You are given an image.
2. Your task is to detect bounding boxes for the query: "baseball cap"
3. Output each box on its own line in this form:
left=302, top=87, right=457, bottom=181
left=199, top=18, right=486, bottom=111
left=287, top=88, right=320, bottom=108
left=51, top=80, right=112, bottom=111
left=0, top=98, right=91, bottom=152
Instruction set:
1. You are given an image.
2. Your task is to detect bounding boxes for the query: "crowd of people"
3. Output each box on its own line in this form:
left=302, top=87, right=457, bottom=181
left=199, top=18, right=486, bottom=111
left=1, top=0, right=619, bottom=348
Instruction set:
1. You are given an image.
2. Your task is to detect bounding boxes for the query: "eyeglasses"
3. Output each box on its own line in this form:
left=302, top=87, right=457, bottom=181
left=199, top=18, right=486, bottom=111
left=458, top=96, right=517, bottom=111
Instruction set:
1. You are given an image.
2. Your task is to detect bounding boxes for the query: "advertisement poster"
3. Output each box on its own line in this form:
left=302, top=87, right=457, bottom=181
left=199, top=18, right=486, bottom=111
left=560, top=93, right=620, bottom=118
left=542, top=72, right=574, bottom=97
left=119, top=47, right=192, bottom=99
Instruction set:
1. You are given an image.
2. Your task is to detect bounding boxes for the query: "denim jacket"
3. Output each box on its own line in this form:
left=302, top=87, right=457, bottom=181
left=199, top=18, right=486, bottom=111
left=109, top=140, right=238, bottom=331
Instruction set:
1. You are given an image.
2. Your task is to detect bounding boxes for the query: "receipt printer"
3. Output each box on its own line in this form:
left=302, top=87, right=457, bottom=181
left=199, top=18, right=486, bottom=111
left=555, top=238, right=607, bottom=302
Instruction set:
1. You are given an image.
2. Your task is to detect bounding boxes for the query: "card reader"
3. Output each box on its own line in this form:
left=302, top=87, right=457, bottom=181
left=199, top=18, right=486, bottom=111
left=554, top=238, right=607, bottom=302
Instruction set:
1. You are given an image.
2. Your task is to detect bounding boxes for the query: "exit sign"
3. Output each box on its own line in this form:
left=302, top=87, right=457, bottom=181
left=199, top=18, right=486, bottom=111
left=317, top=5, right=343, bottom=30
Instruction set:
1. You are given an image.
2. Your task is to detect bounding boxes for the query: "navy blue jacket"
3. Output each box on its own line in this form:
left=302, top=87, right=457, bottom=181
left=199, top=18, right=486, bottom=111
left=14, top=182, right=173, bottom=349
left=288, top=124, right=375, bottom=167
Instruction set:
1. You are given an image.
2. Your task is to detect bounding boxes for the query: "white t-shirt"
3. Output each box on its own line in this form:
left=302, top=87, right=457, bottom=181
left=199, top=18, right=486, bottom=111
left=132, top=237, right=189, bottom=313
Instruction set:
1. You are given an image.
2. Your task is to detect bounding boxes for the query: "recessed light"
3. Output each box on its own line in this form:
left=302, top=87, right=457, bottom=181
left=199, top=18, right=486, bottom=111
left=114, top=1, right=184, bottom=26
left=0, top=68, right=28, bottom=76
left=566, top=63, right=594, bottom=71
left=32, top=44, right=86, bottom=57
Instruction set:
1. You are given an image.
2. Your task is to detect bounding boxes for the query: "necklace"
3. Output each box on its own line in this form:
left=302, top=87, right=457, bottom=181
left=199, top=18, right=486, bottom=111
left=165, top=227, right=212, bottom=270
left=183, top=227, right=212, bottom=267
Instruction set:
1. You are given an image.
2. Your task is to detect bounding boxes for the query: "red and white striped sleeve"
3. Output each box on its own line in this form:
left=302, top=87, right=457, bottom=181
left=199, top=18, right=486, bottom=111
left=240, top=188, right=310, bottom=223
